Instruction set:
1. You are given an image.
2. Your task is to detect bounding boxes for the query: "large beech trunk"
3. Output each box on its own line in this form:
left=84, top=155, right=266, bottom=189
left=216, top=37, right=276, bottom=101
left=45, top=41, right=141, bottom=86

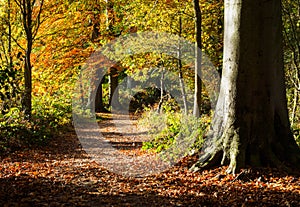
left=192, top=0, right=300, bottom=174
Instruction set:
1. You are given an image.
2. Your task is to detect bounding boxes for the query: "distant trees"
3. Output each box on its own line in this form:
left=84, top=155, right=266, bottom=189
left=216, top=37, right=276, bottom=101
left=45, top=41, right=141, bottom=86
left=1, top=0, right=298, bottom=164
left=0, top=0, right=44, bottom=117
left=0, top=0, right=44, bottom=118
left=0, top=0, right=20, bottom=113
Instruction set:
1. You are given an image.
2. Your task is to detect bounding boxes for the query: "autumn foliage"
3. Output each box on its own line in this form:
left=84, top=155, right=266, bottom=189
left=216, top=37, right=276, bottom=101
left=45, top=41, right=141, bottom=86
left=0, top=0, right=299, bottom=205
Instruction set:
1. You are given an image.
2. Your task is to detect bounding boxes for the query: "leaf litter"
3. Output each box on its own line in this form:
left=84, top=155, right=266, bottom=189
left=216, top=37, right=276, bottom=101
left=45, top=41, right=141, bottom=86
left=0, top=114, right=299, bottom=206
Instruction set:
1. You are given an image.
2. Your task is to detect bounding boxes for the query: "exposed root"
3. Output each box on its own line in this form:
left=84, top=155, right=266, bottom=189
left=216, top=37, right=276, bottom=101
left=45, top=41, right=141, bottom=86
left=191, top=123, right=243, bottom=174
left=190, top=123, right=300, bottom=174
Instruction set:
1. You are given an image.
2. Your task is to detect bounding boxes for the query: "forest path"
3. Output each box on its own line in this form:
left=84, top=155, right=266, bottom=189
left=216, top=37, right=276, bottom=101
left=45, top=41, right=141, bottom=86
left=96, top=112, right=150, bottom=155
left=76, top=112, right=170, bottom=177
left=0, top=113, right=299, bottom=206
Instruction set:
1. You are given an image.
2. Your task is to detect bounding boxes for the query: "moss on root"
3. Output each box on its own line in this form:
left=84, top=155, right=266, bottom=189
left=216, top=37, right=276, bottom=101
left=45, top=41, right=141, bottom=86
left=190, top=124, right=300, bottom=174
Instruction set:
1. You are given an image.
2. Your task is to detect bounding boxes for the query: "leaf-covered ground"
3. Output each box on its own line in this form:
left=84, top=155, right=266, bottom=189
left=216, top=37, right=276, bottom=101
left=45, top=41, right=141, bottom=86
left=0, top=115, right=299, bottom=206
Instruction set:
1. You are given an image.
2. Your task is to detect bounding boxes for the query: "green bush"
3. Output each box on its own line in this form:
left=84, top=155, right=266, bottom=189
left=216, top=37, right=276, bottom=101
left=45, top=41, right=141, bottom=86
left=32, top=94, right=72, bottom=127
left=0, top=94, right=72, bottom=154
left=0, top=108, right=48, bottom=152
left=140, top=105, right=210, bottom=157
left=292, top=126, right=300, bottom=147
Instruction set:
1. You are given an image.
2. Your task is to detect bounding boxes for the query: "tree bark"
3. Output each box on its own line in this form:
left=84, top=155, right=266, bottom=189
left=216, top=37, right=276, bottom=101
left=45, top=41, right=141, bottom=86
left=86, top=69, right=107, bottom=113
left=16, top=0, right=44, bottom=119
left=109, top=67, right=120, bottom=110
left=23, top=39, right=32, bottom=118
left=191, top=0, right=300, bottom=174
left=95, top=78, right=107, bottom=113
left=157, top=69, right=165, bottom=113
left=22, top=0, right=34, bottom=119
left=178, top=15, right=188, bottom=115
left=89, top=6, right=107, bottom=113
left=193, top=0, right=202, bottom=117
left=8, top=0, right=13, bottom=69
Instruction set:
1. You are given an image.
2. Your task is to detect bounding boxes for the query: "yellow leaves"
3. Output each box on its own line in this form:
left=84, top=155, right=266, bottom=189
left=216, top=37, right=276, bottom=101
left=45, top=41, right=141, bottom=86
left=30, top=0, right=98, bottom=100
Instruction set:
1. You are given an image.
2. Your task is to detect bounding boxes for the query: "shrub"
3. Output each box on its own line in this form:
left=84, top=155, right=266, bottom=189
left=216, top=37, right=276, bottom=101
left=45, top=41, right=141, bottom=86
left=292, top=125, right=300, bottom=147
left=140, top=105, right=210, bottom=158
left=0, top=94, right=72, bottom=155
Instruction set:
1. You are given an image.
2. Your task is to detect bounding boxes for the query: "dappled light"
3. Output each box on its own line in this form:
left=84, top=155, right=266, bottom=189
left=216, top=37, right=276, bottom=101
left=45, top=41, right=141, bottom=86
left=0, top=0, right=299, bottom=205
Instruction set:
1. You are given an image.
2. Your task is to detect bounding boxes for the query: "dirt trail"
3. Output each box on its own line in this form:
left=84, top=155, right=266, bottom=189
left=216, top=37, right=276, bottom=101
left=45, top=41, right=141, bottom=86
left=97, top=112, right=149, bottom=154
left=0, top=113, right=299, bottom=206
left=75, top=112, right=171, bottom=177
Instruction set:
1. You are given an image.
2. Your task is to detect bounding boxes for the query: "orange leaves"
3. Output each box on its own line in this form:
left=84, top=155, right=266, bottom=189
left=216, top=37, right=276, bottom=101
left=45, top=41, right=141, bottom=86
left=30, top=1, right=102, bottom=101
left=0, top=129, right=300, bottom=206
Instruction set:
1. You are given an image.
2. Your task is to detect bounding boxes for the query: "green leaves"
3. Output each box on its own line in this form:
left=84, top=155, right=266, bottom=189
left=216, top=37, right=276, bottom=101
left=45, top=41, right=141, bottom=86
left=0, top=64, right=21, bottom=110
left=140, top=106, right=208, bottom=155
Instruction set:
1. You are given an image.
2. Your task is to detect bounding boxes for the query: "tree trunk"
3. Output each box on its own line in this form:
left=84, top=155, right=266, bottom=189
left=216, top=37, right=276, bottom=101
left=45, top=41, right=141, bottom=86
left=16, top=0, right=44, bottom=119
left=193, top=0, right=202, bottom=117
left=8, top=0, right=13, bottom=69
left=179, top=70, right=187, bottom=115
left=291, top=87, right=299, bottom=126
left=105, top=0, right=114, bottom=32
left=95, top=79, right=107, bottom=113
left=191, top=0, right=300, bottom=174
left=157, top=69, right=165, bottom=113
left=178, top=15, right=188, bottom=115
left=23, top=41, right=32, bottom=118
left=89, top=7, right=107, bottom=113
left=86, top=69, right=107, bottom=113
left=109, top=67, right=120, bottom=110
left=22, top=0, right=34, bottom=119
